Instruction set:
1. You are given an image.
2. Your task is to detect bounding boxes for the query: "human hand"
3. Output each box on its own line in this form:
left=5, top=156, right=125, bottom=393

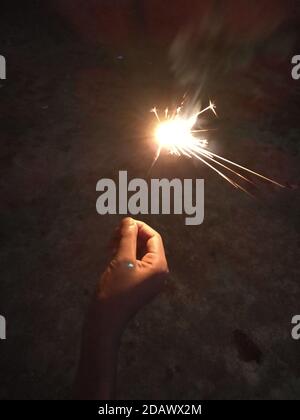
left=93, top=217, right=169, bottom=337
left=75, top=218, right=169, bottom=399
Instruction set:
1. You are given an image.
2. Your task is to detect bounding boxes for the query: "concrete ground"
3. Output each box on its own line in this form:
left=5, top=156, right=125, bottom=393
left=0, top=1, right=300, bottom=399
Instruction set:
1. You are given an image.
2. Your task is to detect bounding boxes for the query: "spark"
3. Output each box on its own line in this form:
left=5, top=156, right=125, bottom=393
left=150, top=102, right=285, bottom=192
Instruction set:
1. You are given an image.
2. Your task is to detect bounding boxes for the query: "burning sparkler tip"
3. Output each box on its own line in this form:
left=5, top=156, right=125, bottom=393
left=150, top=99, right=284, bottom=195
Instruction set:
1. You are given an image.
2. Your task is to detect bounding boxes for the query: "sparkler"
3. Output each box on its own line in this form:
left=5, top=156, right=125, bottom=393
left=150, top=101, right=285, bottom=193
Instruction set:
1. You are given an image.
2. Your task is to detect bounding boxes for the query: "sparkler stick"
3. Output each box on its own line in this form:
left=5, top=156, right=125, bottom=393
left=150, top=101, right=285, bottom=192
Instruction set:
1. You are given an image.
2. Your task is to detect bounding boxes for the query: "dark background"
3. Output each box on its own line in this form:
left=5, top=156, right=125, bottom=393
left=0, top=0, right=300, bottom=399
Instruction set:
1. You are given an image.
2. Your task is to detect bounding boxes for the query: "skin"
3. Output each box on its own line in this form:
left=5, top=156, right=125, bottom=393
left=74, top=217, right=169, bottom=400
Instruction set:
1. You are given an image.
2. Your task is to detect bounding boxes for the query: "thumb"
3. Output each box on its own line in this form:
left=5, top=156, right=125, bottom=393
left=116, top=217, right=138, bottom=262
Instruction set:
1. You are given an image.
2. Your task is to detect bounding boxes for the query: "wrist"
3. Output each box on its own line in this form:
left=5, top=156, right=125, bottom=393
left=84, top=297, right=124, bottom=344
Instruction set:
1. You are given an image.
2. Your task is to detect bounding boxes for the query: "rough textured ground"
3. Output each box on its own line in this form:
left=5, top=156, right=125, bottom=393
left=0, top=1, right=300, bottom=399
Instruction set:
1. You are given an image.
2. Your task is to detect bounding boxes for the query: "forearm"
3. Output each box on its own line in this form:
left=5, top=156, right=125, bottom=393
left=74, top=302, right=121, bottom=400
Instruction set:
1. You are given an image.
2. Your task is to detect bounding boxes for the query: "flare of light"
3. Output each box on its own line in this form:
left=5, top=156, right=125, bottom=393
left=150, top=101, right=285, bottom=194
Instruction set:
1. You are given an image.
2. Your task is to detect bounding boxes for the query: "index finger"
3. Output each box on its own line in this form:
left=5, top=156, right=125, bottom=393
left=135, top=220, right=165, bottom=257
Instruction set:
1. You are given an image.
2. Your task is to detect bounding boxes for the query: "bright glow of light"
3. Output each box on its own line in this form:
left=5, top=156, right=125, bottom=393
left=150, top=101, right=284, bottom=194
left=156, top=117, right=197, bottom=147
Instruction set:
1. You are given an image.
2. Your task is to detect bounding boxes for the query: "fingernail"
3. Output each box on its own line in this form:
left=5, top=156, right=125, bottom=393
left=122, top=217, right=135, bottom=226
